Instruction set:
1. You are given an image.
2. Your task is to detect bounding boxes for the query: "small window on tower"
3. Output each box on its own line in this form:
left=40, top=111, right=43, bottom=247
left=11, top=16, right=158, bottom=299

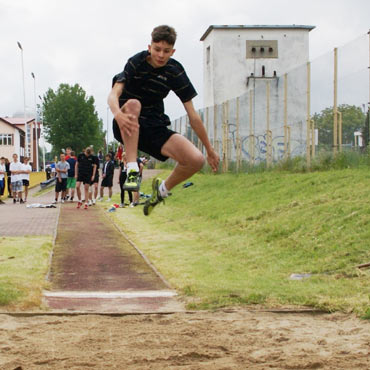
left=206, top=46, right=211, bottom=64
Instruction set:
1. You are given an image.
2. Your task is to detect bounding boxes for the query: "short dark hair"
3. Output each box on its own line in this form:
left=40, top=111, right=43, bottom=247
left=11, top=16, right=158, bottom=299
left=151, top=25, right=177, bottom=45
left=106, top=153, right=112, bottom=159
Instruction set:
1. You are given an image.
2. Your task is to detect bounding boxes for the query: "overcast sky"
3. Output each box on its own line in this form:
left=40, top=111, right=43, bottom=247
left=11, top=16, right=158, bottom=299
left=1, top=0, right=369, bottom=143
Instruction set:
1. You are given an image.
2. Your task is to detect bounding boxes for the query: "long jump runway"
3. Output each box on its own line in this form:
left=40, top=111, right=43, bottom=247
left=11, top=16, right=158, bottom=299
left=43, top=202, right=184, bottom=314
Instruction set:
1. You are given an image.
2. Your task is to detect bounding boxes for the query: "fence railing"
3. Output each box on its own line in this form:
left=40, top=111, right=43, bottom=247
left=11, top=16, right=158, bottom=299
left=171, top=31, right=370, bottom=172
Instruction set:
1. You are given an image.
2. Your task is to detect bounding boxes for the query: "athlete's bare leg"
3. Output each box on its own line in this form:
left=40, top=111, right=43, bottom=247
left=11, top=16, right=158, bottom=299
left=118, top=99, right=141, bottom=163
left=161, top=134, right=205, bottom=190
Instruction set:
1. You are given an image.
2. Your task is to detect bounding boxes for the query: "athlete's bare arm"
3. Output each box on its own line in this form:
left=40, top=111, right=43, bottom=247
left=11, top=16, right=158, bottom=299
left=183, top=100, right=220, bottom=172
left=108, top=82, right=139, bottom=137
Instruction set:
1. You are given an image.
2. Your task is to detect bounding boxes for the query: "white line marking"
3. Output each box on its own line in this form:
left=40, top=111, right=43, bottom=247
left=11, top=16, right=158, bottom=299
left=43, top=290, right=177, bottom=299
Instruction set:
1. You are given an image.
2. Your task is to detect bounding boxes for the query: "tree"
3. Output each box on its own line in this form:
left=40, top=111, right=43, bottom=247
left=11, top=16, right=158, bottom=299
left=42, top=83, right=105, bottom=154
left=312, top=104, right=366, bottom=149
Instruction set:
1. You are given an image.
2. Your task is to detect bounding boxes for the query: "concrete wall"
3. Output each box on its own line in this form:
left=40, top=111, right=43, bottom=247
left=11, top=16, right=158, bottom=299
left=203, top=27, right=310, bottom=107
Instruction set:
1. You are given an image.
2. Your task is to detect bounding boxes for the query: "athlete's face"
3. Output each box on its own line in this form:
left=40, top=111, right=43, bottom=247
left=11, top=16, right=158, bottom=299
left=148, top=41, right=175, bottom=68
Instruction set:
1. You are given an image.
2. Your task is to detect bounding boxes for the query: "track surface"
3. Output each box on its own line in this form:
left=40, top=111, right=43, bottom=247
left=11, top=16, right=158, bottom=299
left=45, top=169, right=183, bottom=313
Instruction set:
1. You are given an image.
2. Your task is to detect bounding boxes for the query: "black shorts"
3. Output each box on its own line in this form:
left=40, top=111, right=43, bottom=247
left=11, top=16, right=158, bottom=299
left=22, top=179, right=30, bottom=187
left=55, top=178, right=67, bottom=192
left=113, top=119, right=176, bottom=161
left=77, top=174, right=92, bottom=185
left=101, top=176, right=113, bottom=188
left=92, top=174, right=99, bottom=184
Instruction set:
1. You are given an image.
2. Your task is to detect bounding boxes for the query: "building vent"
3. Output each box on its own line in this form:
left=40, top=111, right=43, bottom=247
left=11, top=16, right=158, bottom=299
left=246, top=40, right=278, bottom=59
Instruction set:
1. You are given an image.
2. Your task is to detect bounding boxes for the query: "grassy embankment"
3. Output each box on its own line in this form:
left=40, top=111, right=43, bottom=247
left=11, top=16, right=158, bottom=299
left=110, top=167, right=370, bottom=318
left=0, top=236, right=52, bottom=309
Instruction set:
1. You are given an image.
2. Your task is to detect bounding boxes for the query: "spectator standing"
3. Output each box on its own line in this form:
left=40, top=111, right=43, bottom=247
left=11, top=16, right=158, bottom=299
left=75, top=147, right=96, bottom=210
left=54, top=153, right=70, bottom=204
left=65, top=147, right=72, bottom=160
left=10, top=153, right=24, bottom=204
left=98, top=150, right=104, bottom=170
left=66, top=151, right=77, bottom=202
left=0, top=157, right=6, bottom=204
left=45, top=165, right=52, bottom=180
left=51, top=161, right=56, bottom=177
left=89, top=149, right=100, bottom=205
left=130, top=157, right=144, bottom=207
left=21, top=157, right=32, bottom=202
left=5, top=158, right=12, bottom=197
left=99, top=153, right=115, bottom=201
left=118, top=153, right=133, bottom=207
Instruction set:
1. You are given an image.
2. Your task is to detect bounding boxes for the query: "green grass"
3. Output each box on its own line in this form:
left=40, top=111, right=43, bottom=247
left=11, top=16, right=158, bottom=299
left=0, top=236, right=53, bottom=309
left=109, top=168, right=370, bottom=317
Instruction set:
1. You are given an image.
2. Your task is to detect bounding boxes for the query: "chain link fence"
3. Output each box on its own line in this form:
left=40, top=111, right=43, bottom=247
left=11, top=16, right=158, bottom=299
left=171, top=32, right=370, bottom=171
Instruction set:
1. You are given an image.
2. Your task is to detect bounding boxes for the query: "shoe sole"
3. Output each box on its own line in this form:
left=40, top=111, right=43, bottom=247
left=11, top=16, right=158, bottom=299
left=143, top=177, right=161, bottom=216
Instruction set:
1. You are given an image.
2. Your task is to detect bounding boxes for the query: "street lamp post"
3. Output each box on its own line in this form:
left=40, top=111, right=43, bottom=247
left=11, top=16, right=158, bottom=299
left=31, top=72, right=39, bottom=171
left=17, top=41, right=28, bottom=158
left=38, top=95, right=46, bottom=172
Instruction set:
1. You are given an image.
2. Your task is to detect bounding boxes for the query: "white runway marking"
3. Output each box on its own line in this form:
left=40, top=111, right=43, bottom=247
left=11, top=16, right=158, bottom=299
left=43, top=290, right=177, bottom=299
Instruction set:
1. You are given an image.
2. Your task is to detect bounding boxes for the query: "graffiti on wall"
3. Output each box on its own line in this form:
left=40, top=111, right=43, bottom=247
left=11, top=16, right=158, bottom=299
left=227, top=123, right=306, bottom=162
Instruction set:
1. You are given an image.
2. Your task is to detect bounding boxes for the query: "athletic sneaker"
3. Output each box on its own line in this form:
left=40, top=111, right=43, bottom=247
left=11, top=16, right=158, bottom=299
left=20, top=199, right=24, bottom=204
left=119, top=203, right=125, bottom=208
left=61, top=199, right=65, bottom=204
left=70, top=197, right=74, bottom=202
left=84, top=203, right=88, bottom=210
left=88, top=200, right=92, bottom=206
left=143, top=177, right=165, bottom=216
left=13, top=198, right=16, bottom=204
left=124, top=170, right=140, bottom=191
left=106, top=198, right=111, bottom=202
left=92, top=199, right=96, bottom=205
left=77, top=201, right=82, bottom=209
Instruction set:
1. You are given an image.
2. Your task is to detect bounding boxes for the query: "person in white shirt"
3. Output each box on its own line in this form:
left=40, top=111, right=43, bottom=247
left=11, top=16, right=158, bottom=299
left=0, top=157, right=6, bottom=204
left=21, top=157, right=32, bottom=202
left=9, top=153, right=24, bottom=204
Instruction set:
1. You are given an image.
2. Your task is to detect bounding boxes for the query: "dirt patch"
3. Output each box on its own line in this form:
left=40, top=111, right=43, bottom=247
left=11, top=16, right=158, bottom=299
left=0, top=310, right=369, bottom=369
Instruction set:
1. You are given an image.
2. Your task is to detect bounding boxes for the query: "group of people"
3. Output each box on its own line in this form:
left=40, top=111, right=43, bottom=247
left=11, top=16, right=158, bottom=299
left=3, top=25, right=220, bottom=216
left=0, top=154, right=32, bottom=205
left=53, top=146, right=147, bottom=210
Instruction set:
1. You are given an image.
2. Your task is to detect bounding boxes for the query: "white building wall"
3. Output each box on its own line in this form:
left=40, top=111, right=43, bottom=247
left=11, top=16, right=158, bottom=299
left=203, top=28, right=310, bottom=107
left=200, top=26, right=312, bottom=161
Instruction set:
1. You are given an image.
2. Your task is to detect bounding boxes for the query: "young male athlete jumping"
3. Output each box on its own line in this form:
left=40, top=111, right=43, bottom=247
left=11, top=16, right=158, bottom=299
left=108, top=25, right=219, bottom=216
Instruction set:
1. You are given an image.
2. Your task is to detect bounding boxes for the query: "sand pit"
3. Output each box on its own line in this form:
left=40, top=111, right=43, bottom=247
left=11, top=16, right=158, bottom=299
left=1, top=309, right=369, bottom=369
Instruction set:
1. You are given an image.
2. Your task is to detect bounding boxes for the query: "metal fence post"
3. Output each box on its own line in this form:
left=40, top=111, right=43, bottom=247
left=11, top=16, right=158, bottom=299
left=284, top=73, right=289, bottom=159
left=249, top=93, right=254, bottom=166
left=311, top=119, right=316, bottom=158
left=266, top=81, right=272, bottom=167
left=333, top=47, right=338, bottom=155
left=338, top=111, right=342, bottom=152
left=236, top=97, right=241, bottom=171
left=306, top=62, right=311, bottom=168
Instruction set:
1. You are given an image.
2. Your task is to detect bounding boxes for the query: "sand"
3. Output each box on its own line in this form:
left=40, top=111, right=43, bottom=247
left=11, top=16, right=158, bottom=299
left=1, top=309, right=369, bottom=369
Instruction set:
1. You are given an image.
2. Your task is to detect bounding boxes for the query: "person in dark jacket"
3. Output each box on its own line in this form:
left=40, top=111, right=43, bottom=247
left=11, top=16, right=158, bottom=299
left=99, top=153, right=115, bottom=201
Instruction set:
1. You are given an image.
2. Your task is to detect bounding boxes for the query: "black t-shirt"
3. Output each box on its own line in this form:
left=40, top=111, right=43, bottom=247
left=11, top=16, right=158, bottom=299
left=92, top=155, right=99, bottom=177
left=66, top=157, right=77, bottom=177
left=77, top=153, right=94, bottom=176
left=112, top=50, right=197, bottom=126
